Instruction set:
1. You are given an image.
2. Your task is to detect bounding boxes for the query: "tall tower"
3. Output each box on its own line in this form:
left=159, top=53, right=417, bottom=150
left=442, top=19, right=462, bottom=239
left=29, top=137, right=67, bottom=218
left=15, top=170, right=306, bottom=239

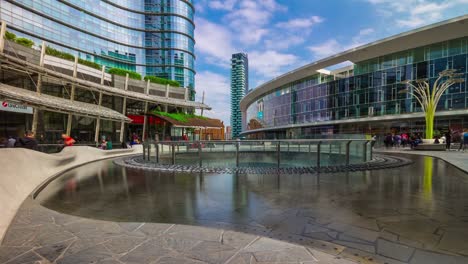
left=0, top=0, right=195, bottom=98
left=231, top=53, right=248, bottom=138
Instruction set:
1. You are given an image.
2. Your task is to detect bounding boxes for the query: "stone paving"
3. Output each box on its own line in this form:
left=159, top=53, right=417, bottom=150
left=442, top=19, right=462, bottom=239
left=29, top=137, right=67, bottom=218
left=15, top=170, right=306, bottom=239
left=3, top=154, right=468, bottom=264
left=376, top=147, right=468, bottom=173
left=0, top=199, right=356, bottom=264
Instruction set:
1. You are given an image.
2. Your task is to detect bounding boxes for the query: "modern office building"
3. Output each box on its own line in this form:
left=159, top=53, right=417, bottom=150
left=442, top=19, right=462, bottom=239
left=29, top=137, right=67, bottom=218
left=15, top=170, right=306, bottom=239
left=0, top=0, right=196, bottom=99
left=231, top=52, right=248, bottom=138
left=241, top=16, right=468, bottom=139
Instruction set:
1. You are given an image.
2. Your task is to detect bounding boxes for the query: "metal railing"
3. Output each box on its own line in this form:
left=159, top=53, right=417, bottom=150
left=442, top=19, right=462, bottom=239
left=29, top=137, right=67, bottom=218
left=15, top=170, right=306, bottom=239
left=141, top=139, right=373, bottom=170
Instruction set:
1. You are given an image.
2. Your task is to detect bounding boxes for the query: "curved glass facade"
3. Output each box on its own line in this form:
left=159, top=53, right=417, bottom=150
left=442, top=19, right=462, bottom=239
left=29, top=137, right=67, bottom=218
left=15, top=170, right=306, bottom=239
left=245, top=37, right=468, bottom=138
left=0, top=0, right=195, bottom=97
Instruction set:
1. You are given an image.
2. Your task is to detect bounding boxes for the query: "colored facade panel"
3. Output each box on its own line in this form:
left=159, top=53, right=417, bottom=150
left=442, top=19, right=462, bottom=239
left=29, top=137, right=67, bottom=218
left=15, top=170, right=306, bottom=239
left=0, top=0, right=195, bottom=98
left=231, top=53, right=248, bottom=138
left=244, top=37, right=468, bottom=136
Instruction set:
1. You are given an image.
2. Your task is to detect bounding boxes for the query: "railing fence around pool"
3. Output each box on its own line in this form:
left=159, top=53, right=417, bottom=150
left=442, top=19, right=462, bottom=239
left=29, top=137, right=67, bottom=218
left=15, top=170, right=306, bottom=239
left=140, top=140, right=374, bottom=170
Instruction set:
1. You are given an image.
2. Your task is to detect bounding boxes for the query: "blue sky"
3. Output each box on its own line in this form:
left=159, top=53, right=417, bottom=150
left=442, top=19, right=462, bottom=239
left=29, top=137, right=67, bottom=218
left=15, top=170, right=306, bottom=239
left=193, top=0, right=468, bottom=125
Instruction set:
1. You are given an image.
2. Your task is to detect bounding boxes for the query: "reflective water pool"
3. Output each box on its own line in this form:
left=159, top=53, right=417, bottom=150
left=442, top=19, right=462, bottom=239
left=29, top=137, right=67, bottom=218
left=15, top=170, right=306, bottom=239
left=36, top=154, right=468, bottom=261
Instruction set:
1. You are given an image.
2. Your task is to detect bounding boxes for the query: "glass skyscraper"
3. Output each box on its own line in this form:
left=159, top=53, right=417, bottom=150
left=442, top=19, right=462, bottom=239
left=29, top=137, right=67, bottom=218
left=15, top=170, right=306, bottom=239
left=0, top=0, right=195, bottom=99
left=231, top=53, right=248, bottom=138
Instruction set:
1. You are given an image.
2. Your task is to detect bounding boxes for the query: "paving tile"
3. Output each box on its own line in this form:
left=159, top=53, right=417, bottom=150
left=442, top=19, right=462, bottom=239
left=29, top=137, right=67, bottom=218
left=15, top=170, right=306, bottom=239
left=157, top=255, right=208, bottom=263
left=138, top=223, right=174, bottom=236
left=151, top=236, right=201, bottom=252
left=340, top=247, right=406, bottom=264
left=327, top=222, right=379, bottom=242
left=221, top=231, right=257, bottom=248
left=307, top=248, right=358, bottom=264
left=35, top=238, right=75, bottom=262
left=0, top=247, right=34, bottom=263
left=184, top=241, right=238, bottom=264
left=409, top=249, right=468, bottom=264
left=4, top=251, right=42, bottom=264
left=252, top=246, right=316, bottom=263
left=242, top=237, right=297, bottom=252
left=120, top=241, right=171, bottom=264
left=437, top=229, right=468, bottom=254
left=102, top=235, right=146, bottom=254
left=57, top=244, right=113, bottom=264
left=376, top=238, right=415, bottom=262
left=166, top=225, right=222, bottom=242
left=335, top=240, right=376, bottom=254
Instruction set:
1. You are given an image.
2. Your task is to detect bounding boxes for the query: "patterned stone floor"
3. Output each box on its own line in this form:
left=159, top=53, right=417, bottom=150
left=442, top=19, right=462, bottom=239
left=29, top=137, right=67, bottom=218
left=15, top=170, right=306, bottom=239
left=3, top=154, right=468, bottom=264
left=0, top=199, right=355, bottom=264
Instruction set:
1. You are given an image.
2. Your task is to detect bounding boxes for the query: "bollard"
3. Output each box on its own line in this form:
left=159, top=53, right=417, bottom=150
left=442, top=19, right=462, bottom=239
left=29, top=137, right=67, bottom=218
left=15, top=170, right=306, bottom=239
left=155, top=144, right=159, bottom=163
left=198, top=141, right=202, bottom=167
left=363, top=141, right=369, bottom=162
left=147, top=144, right=151, bottom=161
left=345, top=141, right=351, bottom=166
left=317, top=141, right=321, bottom=172
left=236, top=141, right=240, bottom=167
left=171, top=144, right=176, bottom=165
left=142, top=144, right=146, bottom=160
left=309, top=143, right=311, bottom=153
left=276, top=142, right=281, bottom=168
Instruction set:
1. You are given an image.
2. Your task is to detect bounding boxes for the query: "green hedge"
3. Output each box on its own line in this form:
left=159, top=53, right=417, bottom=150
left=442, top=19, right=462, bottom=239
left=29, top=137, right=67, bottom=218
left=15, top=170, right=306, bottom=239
left=3, top=32, right=34, bottom=48
left=45, top=46, right=75, bottom=60
left=15, top=37, right=34, bottom=48
left=78, top=58, right=101, bottom=70
left=144, top=75, right=180, bottom=87
left=5, top=31, right=16, bottom=40
left=108, top=68, right=141, bottom=80
left=152, top=111, right=207, bottom=123
left=45, top=46, right=100, bottom=70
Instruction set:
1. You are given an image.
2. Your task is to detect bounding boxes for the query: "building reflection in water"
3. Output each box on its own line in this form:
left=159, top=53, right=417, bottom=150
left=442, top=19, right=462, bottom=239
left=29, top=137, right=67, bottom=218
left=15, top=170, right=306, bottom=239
left=36, top=155, right=468, bottom=230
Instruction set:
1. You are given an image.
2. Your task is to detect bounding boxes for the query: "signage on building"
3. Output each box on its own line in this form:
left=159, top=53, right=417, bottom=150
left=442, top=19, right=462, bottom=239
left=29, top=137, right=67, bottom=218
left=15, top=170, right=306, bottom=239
left=0, top=101, right=33, bottom=114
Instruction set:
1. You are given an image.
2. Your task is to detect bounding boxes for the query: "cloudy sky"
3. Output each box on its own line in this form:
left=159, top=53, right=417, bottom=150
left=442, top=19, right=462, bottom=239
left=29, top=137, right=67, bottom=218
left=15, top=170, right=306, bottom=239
left=193, top=0, right=468, bottom=125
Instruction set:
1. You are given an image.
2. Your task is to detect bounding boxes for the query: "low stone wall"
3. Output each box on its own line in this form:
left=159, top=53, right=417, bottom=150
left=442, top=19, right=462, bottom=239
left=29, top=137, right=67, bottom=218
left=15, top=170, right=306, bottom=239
left=0, top=145, right=142, bottom=241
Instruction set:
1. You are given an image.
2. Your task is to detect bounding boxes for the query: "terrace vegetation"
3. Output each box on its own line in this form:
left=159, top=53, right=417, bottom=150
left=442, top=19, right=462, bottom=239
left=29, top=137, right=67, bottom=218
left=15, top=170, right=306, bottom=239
left=152, top=110, right=207, bottom=123
left=3, top=32, right=181, bottom=87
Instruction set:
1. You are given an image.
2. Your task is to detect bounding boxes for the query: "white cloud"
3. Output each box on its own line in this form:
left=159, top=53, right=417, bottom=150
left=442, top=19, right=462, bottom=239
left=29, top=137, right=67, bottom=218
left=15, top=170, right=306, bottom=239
left=248, top=50, right=300, bottom=78
left=264, top=35, right=306, bottom=50
left=308, top=27, right=376, bottom=60
left=225, top=0, right=286, bottom=45
left=307, top=39, right=343, bottom=59
left=195, top=18, right=235, bottom=67
left=209, top=0, right=238, bottom=11
left=365, top=0, right=465, bottom=28
left=195, top=71, right=231, bottom=125
left=276, top=16, right=323, bottom=29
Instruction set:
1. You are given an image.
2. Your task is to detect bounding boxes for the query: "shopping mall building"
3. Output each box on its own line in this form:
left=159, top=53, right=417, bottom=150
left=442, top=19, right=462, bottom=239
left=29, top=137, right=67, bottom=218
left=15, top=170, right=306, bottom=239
left=0, top=0, right=214, bottom=144
left=240, top=15, right=468, bottom=139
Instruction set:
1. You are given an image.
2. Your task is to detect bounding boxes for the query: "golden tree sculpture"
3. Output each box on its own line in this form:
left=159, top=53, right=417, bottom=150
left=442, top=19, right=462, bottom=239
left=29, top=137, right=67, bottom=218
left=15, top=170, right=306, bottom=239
left=402, top=69, right=464, bottom=139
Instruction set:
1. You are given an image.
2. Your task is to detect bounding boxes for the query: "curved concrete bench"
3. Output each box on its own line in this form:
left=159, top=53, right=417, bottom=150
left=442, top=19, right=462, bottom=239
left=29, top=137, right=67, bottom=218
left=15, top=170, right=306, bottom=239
left=0, top=145, right=142, bottom=241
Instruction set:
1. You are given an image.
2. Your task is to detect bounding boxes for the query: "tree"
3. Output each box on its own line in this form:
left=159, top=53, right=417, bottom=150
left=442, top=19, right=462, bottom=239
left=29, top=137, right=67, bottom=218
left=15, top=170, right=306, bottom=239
left=402, top=69, right=464, bottom=139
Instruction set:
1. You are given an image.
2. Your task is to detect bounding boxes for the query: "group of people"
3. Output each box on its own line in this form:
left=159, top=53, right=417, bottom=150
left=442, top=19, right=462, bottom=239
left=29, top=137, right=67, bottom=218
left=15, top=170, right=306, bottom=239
left=3, top=130, right=39, bottom=150
left=382, top=129, right=468, bottom=151
left=383, top=133, right=417, bottom=148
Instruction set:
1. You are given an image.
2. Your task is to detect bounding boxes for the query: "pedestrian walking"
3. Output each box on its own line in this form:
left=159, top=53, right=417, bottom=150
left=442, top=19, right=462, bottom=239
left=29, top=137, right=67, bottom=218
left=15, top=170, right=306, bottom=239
left=61, top=134, right=75, bottom=148
left=445, top=130, right=452, bottom=151
left=15, top=130, right=38, bottom=150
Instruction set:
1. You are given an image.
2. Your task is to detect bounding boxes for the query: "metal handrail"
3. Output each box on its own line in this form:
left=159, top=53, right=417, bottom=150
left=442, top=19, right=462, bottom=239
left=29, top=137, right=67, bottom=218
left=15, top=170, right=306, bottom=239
left=141, top=139, right=374, bottom=169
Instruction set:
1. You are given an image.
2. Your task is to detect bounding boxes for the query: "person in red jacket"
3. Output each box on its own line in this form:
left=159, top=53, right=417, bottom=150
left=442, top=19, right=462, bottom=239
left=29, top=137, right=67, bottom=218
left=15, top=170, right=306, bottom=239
left=61, top=133, right=75, bottom=147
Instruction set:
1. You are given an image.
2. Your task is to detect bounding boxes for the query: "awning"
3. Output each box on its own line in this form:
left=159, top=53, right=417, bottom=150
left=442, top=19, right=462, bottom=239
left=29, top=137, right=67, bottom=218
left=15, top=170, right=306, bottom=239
left=151, top=113, right=224, bottom=129
left=0, top=83, right=131, bottom=123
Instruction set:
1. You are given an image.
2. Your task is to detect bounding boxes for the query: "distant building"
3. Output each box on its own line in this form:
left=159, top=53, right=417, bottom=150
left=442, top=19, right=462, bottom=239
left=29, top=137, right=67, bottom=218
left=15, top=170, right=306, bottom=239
left=225, top=126, right=232, bottom=140
left=231, top=53, right=248, bottom=138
